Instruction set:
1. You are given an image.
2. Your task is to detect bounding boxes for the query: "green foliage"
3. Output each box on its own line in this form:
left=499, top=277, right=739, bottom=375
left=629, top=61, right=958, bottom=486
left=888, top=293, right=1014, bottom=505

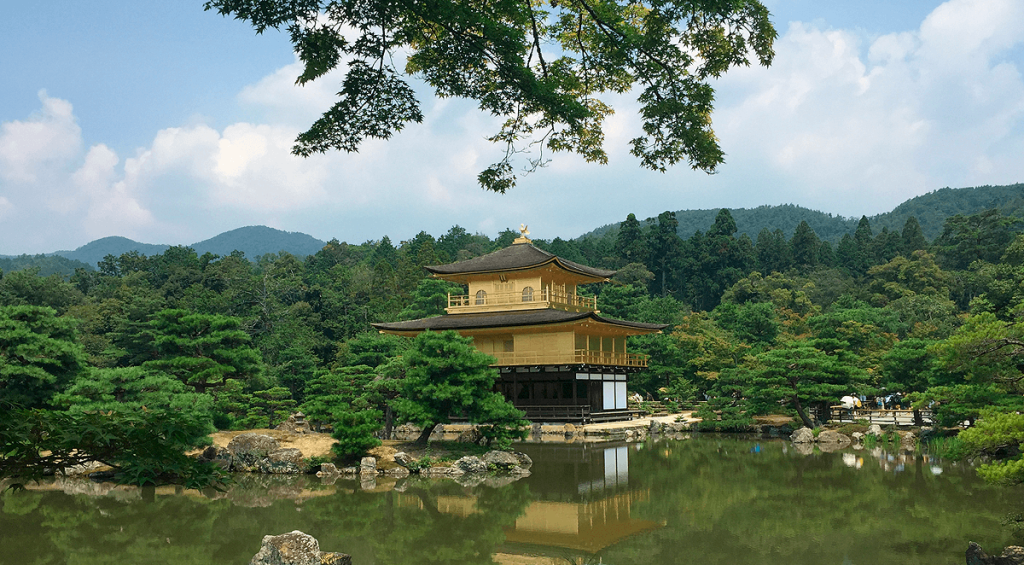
left=54, top=366, right=215, bottom=434
left=331, top=408, right=383, bottom=459
left=738, top=339, right=869, bottom=428
left=934, top=209, right=1021, bottom=270
left=0, top=407, right=224, bottom=489
left=959, top=410, right=1024, bottom=484
left=0, top=269, right=84, bottom=315
left=712, top=301, right=779, bottom=345
left=0, top=306, right=87, bottom=408
left=396, top=331, right=527, bottom=444
left=242, top=386, right=297, bottom=429
left=911, top=384, right=1024, bottom=428
left=143, top=309, right=264, bottom=394
left=398, top=278, right=464, bottom=321
left=301, top=365, right=378, bottom=430
left=205, top=0, right=776, bottom=192
left=0, top=255, right=94, bottom=279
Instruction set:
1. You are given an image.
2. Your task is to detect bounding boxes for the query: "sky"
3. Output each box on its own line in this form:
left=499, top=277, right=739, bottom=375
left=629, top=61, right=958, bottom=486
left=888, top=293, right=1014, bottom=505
left=1, top=0, right=1022, bottom=254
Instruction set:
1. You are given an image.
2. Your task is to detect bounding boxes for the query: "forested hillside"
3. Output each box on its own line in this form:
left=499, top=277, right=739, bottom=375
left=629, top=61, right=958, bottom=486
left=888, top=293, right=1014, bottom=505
left=46, top=226, right=328, bottom=267
left=7, top=194, right=1024, bottom=485
left=870, top=183, right=1024, bottom=240
left=0, top=254, right=94, bottom=278
left=56, top=236, right=170, bottom=266
left=582, top=183, right=1024, bottom=244
left=190, top=226, right=326, bottom=259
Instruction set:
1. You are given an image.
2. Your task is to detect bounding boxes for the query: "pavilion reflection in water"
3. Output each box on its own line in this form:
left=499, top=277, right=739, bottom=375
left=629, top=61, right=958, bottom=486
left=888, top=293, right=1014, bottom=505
left=399, top=443, right=661, bottom=562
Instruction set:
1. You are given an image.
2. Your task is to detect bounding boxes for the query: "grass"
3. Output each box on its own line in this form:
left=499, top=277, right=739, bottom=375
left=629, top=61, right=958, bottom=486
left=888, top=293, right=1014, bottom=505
left=923, top=435, right=968, bottom=460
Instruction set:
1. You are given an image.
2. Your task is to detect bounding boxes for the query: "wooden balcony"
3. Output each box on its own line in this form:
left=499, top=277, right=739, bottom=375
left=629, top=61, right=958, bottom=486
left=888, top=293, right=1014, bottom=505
left=447, top=289, right=596, bottom=314
left=490, top=349, right=648, bottom=368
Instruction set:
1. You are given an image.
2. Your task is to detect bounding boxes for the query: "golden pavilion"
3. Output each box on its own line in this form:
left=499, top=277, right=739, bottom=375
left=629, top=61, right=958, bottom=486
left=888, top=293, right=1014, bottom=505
left=372, top=228, right=666, bottom=422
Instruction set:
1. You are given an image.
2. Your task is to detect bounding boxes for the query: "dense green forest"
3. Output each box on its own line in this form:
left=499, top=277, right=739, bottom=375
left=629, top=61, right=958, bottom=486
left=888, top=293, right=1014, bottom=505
left=584, top=182, right=1024, bottom=243
left=6, top=201, right=1024, bottom=485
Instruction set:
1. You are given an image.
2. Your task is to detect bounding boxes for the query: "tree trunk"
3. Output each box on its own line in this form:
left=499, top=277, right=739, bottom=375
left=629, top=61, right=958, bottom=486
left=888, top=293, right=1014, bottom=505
left=792, top=396, right=815, bottom=429
left=913, top=408, right=924, bottom=427
left=383, top=406, right=394, bottom=440
left=415, top=423, right=435, bottom=444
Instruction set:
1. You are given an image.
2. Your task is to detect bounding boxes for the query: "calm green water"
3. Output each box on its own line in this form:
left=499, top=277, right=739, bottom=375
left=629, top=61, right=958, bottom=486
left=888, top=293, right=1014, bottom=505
left=2, top=436, right=1021, bottom=565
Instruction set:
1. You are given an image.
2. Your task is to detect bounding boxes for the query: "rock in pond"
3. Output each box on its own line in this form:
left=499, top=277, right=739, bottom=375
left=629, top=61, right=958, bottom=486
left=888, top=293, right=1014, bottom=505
left=817, top=431, right=851, bottom=445
left=360, top=457, right=377, bottom=475
left=228, top=434, right=281, bottom=472
left=250, top=530, right=351, bottom=565
left=481, top=450, right=520, bottom=470
left=791, top=427, right=815, bottom=444
left=966, top=541, right=1024, bottom=565
left=393, top=452, right=415, bottom=468
left=454, top=456, right=488, bottom=474
left=866, top=424, right=883, bottom=437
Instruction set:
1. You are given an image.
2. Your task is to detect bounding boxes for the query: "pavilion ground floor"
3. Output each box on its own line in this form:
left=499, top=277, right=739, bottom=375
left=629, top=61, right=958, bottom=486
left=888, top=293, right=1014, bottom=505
left=495, top=365, right=640, bottom=423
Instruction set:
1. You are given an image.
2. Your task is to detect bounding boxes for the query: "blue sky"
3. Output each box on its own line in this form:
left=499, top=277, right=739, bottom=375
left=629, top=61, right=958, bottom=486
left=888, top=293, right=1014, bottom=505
left=1, top=0, right=1022, bottom=253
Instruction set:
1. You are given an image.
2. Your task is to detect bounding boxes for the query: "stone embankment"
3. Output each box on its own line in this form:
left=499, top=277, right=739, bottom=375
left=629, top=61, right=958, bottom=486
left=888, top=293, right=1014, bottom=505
left=392, top=414, right=705, bottom=444
left=789, top=424, right=918, bottom=453
left=316, top=445, right=532, bottom=489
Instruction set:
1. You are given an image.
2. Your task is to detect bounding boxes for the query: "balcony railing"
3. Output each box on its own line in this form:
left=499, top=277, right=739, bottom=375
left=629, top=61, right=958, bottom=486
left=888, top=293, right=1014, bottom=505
left=489, top=349, right=648, bottom=368
left=447, top=289, right=596, bottom=312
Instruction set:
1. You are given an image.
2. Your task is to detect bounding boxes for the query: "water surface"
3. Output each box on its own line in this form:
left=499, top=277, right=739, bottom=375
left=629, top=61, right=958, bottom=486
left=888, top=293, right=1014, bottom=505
left=2, top=436, right=1020, bottom=564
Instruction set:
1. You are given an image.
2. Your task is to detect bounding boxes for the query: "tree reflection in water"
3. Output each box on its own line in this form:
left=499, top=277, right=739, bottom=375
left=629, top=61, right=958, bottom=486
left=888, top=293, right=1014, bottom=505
left=2, top=437, right=1022, bottom=565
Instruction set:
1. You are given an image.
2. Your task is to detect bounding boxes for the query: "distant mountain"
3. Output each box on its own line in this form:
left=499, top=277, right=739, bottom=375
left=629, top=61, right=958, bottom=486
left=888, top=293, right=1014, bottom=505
left=56, top=237, right=170, bottom=267
left=49, top=226, right=328, bottom=267
left=191, top=226, right=327, bottom=259
left=868, top=183, right=1024, bottom=240
left=581, top=183, right=1024, bottom=243
left=583, top=204, right=857, bottom=243
left=0, top=254, right=95, bottom=278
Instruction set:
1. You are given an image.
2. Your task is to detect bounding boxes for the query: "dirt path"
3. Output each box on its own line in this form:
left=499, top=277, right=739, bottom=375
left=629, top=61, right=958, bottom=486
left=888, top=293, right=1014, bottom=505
left=207, top=429, right=338, bottom=459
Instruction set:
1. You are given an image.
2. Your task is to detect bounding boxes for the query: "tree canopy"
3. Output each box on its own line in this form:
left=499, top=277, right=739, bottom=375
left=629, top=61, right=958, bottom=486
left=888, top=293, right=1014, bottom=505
left=204, top=0, right=776, bottom=192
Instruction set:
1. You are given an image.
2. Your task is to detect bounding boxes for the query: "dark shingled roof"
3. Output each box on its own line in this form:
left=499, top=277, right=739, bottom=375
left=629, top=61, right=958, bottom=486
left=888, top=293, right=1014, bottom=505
left=372, top=309, right=667, bottom=333
left=425, top=243, right=615, bottom=279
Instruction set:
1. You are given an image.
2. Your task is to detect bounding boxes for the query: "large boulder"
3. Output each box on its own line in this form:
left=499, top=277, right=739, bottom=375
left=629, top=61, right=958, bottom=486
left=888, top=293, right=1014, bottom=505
left=228, top=433, right=281, bottom=472
left=513, top=451, right=533, bottom=470
left=259, top=448, right=305, bottom=474
left=360, top=457, right=377, bottom=475
left=393, top=452, right=415, bottom=468
left=866, top=424, right=883, bottom=437
left=249, top=530, right=351, bottom=565
left=967, top=541, right=1024, bottom=565
left=316, top=463, right=340, bottom=478
left=482, top=450, right=521, bottom=471
left=817, top=431, right=851, bottom=445
left=454, top=456, right=488, bottom=474
left=791, top=427, right=815, bottom=444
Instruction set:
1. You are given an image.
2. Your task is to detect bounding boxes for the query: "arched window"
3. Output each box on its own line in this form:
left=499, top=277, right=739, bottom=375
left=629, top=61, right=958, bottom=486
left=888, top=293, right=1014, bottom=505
left=475, top=290, right=487, bottom=305
left=521, top=286, right=534, bottom=302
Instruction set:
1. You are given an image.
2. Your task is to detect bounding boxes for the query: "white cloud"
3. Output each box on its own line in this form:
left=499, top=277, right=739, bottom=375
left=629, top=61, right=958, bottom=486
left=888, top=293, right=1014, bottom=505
left=0, top=90, right=81, bottom=183
left=3, top=0, right=1023, bottom=254
left=706, top=0, right=1024, bottom=216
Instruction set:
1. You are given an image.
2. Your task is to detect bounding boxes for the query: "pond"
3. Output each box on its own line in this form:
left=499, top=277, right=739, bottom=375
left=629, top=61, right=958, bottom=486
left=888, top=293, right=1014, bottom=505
left=2, top=435, right=1022, bottom=565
